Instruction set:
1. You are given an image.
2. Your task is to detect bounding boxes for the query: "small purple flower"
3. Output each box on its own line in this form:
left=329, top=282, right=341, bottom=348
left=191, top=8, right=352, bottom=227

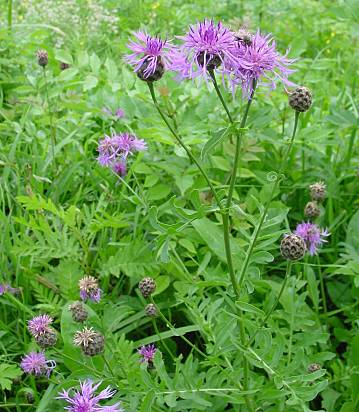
left=28, top=314, right=53, bottom=338
left=57, top=380, right=123, bottom=412
left=102, top=108, right=125, bottom=120
left=20, top=352, right=56, bottom=377
left=0, top=283, right=20, bottom=295
left=113, top=161, right=127, bottom=177
left=227, top=30, right=295, bottom=97
left=168, top=19, right=237, bottom=82
left=97, top=132, right=147, bottom=170
left=0, top=284, right=8, bottom=295
left=138, top=344, right=157, bottom=364
left=295, top=222, right=329, bottom=256
left=125, top=31, right=170, bottom=80
left=79, top=276, right=102, bottom=303
left=115, top=108, right=125, bottom=119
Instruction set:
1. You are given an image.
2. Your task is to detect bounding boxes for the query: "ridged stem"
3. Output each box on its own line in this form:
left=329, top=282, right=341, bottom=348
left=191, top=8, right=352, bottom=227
left=147, top=82, right=222, bottom=209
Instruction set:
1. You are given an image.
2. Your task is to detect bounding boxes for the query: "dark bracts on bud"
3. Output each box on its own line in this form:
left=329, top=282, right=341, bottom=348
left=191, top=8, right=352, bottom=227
left=36, top=50, right=49, bottom=67
left=69, top=301, right=88, bottom=323
left=82, top=332, right=105, bottom=356
left=309, top=182, right=326, bottom=202
left=137, top=56, right=165, bottom=82
left=139, top=277, right=156, bottom=298
left=280, top=234, right=306, bottom=261
left=308, top=363, right=321, bottom=373
left=289, top=86, right=312, bottom=112
left=35, top=329, right=57, bottom=348
left=197, top=51, right=222, bottom=70
left=145, top=303, right=158, bottom=317
left=304, top=201, right=320, bottom=218
left=60, top=62, right=70, bottom=71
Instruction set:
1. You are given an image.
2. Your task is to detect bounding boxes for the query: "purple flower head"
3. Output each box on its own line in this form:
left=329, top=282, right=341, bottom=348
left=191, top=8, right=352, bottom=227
left=79, top=276, right=102, bottom=303
left=295, top=222, right=330, bottom=256
left=57, top=380, right=123, bottom=412
left=28, top=314, right=53, bottom=338
left=20, top=352, right=56, bottom=377
left=125, top=31, right=170, bottom=81
left=227, top=30, right=296, bottom=97
left=168, top=19, right=237, bottom=82
left=138, top=344, right=157, bottom=363
left=97, top=133, right=147, bottom=169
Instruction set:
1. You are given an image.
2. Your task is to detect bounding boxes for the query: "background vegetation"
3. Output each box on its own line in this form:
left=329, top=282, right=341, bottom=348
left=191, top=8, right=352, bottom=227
left=0, top=0, right=358, bottom=411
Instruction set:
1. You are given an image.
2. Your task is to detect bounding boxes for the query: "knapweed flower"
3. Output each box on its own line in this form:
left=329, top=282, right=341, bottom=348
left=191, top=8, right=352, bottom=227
left=20, top=352, right=56, bottom=377
left=138, top=344, right=157, bottom=364
left=79, top=276, right=101, bottom=303
left=227, top=30, right=295, bottom=97
left=73, top=326, right=105, bottom=356
left=97, top=132, right=146, bottom=177
left=295, top=222, right=329, bottom=255
left=125, top=31, right=170, bottom=81
left=28, top=314, right=53, bottom=338
left=169, top=19, right=237, bottom=82
left=57, top=380, right=123, bottom=411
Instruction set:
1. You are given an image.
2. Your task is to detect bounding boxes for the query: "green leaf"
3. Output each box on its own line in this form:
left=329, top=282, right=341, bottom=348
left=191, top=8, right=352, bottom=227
left=0, top=364, right=22, bottom=390
left=83, top=75, right=98, bottom=91
left=201, top=127, right=230, bottom=159
left=305, top=266, right=319, bottom=311
left=54, top=49, right=73, bottom=64
left=236, top=300, right=265, bottom=317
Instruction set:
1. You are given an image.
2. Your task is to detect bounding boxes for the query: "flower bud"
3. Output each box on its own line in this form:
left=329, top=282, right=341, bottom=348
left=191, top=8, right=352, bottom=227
left=139, top=277, right=156, bottom=298
left=309, top=181, right=326, bottom=202
left=280, top=234, right=306, bottom=261
left=145, top=303, right=158, bottom=317
left=69, top=301, right=88, bottom=323
left=36, top=50, right=48, bottom=67
left=35, top=329, right=57, bottom=348
left=289, top=86, right=312, bottom=112
left=304, top=201, right=320, bottom=218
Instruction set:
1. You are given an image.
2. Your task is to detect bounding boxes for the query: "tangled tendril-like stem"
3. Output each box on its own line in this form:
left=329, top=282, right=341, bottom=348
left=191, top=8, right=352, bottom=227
left=266, top=171, right=285, bottom=183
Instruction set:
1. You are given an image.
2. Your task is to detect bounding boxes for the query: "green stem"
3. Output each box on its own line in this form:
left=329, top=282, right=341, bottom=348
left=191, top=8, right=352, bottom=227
left=345, top=127, right=356, bottom=167
left=287, top=277, right=296, bottom=365
left=7, top=0, right=12, bottom=33
left=208, top=71, right=234, bottom=123
left=42, top=67, right=57, bottom=167
left=152, top=318, right=176, bottom=362
left=247, top=261, right=292, bottom=347
left=237, top=111, right=300, bottom=291
left=210, top=73, right=256, bottom=412
left=317, top=255, right=327, bottom=315
left=147, top=82, right=222, bottom=209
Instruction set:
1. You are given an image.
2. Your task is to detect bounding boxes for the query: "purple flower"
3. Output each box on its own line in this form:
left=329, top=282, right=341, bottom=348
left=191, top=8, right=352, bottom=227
left=20, top=352, right=56, bottom=377
left=138, top=344, right=157, bottom=363
left=97, top=132, right=147, bottom=173
left=28, top=314, right=53, bottom=338
left=295, top=222, right=329, bottom=256
left=57, top=380, right=123, bottom=412
left=113, top=161, right=127, bottom=177
left=125, top=31, right=170, bottom=80
left=0, top=283, right=20, bottom=295
left=79, top=276, right=102, bottom=303
left=168, top=19, right=237, bottom=82
left=115, top=108, right=125, bottom=119
left=102, top=108, right=125, bottom=120
left=227, top=30, right=295, bottom=97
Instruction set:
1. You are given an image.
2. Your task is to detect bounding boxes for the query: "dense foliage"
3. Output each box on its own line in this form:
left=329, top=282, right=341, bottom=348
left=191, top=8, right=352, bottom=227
left=0, top=1, right=358, bottom=411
